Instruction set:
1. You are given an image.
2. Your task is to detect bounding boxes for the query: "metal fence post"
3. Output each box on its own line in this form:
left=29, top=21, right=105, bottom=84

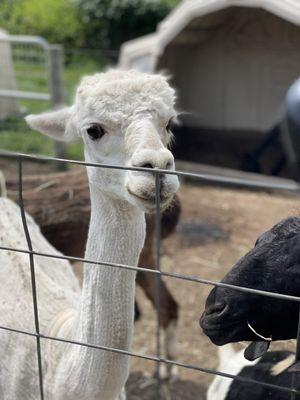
left=155, top=171, right=162, bottom=398
left=48, top=45, right=67, bottom=168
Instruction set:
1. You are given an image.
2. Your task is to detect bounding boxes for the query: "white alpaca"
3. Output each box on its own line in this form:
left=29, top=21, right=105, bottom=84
left=0, top=69, right=179, bottom=400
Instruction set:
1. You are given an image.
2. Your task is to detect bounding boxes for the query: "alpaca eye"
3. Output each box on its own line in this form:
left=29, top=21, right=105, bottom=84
left=87, top=124, right=105, bottom=140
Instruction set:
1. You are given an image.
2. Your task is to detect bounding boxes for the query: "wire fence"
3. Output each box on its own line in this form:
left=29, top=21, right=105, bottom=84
left=0, top=34, right=64, bottom=161
left=0, top=35, right=53, bottom=125
left=0, top=150, right=300, bottom=399
left=0, top=34, right=116, bottom=161
left=0, top=35, right=116, bottom=131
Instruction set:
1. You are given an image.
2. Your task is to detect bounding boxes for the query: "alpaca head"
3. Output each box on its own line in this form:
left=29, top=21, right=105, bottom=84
left=26, top=70, right=179, bottom=212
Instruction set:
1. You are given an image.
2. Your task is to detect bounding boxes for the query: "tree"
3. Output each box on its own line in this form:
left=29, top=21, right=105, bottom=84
left=0, top=0, right=83, bottom=47
left=76, top=0, right=180, bottom=50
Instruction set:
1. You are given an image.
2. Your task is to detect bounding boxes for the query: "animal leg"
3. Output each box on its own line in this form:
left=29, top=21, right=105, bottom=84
left=136, top=269, right=179, bottom=380
left=136, top=213, right=180, bottom=380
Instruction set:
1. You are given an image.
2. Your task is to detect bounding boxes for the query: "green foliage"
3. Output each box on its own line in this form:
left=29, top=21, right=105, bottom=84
left=76, top=0, right=180, bottom=50
left=0, top=0, right=83, bottom=47
left=163, top=0, right=181, bottom=6
left=0, top=0, right=180, bottom=50
left=0, top=0, right=181, bottom=157
left=0, top=56, right=99, bottom=159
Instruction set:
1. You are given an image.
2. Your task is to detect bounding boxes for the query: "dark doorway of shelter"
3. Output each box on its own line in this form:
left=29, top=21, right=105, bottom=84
left=241, top=124, right=286, bottom=177
left=242, top=78, right=300, bottom=182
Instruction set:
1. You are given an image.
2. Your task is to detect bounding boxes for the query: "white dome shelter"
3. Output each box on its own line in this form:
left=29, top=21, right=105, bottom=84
left=119, top=0, right=300, bottom=171
left=0, top=29, right=20, bottom=120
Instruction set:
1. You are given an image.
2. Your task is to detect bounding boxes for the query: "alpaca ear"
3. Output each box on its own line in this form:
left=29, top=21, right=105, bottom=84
left=25, top=107, right=78, bottom=142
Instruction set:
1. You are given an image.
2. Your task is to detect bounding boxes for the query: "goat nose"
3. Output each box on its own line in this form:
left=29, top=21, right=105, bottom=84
left=132, top=149, right=174, bottom=170
left=205, top=302, right=228, bottom=318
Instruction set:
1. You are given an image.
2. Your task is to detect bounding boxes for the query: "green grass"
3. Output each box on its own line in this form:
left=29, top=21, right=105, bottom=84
left=0, top=54, right=106, bottom=159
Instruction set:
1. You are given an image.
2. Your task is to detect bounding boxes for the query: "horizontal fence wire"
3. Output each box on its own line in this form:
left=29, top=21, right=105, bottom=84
left=1, top=244, right=300, bottom=303
left=1, top=150, right=300, bottom=191
left=0, top=325, right=297, bottom=396
left=0, top=150, right=300, bottom=399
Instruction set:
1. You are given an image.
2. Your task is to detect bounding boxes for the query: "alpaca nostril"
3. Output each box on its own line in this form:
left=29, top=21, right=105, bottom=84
left=140, top=163, right=154, bottom=169
left=131, top=149, right=174, bottom=170
left=165, top=161, right=173, bottom=170
left=205, top=302, right=228, bottom=318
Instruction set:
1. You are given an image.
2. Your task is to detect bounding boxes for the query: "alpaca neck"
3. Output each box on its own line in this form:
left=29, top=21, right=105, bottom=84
left=79, top=188, right=145, bottom=346
left=54, top=187, right=145, bottom=400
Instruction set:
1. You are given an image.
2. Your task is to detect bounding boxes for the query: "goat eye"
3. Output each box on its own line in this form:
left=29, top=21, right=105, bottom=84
left=87, top=124, right=105, bottom=140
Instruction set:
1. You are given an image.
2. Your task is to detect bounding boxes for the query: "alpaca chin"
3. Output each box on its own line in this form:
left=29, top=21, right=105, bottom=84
left=126, top=186, right=174, bottom=213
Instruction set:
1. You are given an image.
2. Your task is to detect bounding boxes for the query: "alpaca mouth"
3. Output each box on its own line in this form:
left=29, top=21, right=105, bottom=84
left=127, top=186, right=170, bottom=206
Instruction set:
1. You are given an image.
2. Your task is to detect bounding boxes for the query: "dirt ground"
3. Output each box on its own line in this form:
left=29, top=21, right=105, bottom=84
left=1, top=160, right=299, bottom=399
left=126, top=182, right=300, bottom=399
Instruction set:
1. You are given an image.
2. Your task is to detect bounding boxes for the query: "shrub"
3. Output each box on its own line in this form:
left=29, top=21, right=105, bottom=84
left=76, top=0, right=180, bottom=50
left=0, top=0, right=180, bottom=50
left=0, top=0, right=83, bottom=47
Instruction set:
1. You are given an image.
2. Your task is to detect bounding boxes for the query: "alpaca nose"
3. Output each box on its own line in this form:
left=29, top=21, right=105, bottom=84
left=131, top=149, right=174, bottom=171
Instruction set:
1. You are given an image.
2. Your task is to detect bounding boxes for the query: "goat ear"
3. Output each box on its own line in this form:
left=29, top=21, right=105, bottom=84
left=25, top=107, right=78, bottom=142
left=244, top=341, right=270, bottom=361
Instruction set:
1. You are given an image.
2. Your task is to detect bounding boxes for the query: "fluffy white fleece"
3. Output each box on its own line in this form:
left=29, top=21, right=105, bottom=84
left=74, top=69, right=176, bottom=132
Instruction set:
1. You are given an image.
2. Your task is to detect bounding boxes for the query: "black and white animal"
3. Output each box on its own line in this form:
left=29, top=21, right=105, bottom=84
left=200, top=217, right=300, bottom=399
left=200, top=216, right=300, bottom=345
left=207, top=344, right=298, bottom=400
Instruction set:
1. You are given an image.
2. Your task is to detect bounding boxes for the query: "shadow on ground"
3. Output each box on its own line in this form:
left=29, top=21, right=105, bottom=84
left=126, top=372, right=206, bottom=400
left=178, top=220, right=230, bottom=247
